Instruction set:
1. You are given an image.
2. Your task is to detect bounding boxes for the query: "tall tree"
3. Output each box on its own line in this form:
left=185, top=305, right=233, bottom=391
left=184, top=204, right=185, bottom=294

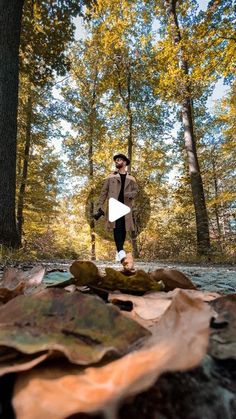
left=0, top=0, right=24, bottom=247
left=17, top=0, right=83, bottom=244
left=199, top=84, right=236, bottom=253
left=152, top=0, right=235, bottom=255
left=61, top=42, right=106, bottom=260
left=16, top=73, right=62, bottom=241
left=86, top=0, right=164, bottom=257
left=0, top=0, right=92, bottom=248
left=17, top=79, right=32, bottom=238
left=163, top=0, right=210, bottom=255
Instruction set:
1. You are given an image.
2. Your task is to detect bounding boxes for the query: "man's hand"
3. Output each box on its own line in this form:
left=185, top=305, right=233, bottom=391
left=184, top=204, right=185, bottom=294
left=93, top=208, right=105, bottom=220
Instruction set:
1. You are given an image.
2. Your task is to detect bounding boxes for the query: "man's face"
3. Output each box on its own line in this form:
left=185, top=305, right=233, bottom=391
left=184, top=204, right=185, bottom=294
left=115, top=158, right=126, bottom=169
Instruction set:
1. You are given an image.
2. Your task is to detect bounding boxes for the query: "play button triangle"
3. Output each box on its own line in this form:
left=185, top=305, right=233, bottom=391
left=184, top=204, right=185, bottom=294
left=108, top=198, right=130, bottom=222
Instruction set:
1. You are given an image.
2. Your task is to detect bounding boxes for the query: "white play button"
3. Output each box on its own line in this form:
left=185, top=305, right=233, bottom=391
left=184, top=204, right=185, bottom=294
left=108, top=198, right=130, bottom=222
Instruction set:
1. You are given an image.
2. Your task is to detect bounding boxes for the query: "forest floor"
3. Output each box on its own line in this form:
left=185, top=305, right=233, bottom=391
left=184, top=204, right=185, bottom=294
left=1, top=258, right=235, bottom=294
left=0, top=259, right=235, bottom=419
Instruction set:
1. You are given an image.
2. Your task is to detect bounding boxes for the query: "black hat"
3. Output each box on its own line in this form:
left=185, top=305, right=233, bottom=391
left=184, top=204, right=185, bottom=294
left=113, top=153, right=130, bottom=166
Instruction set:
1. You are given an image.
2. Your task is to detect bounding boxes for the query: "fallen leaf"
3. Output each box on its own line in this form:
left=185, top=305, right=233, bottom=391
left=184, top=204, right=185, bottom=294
left=24, top=266, right=46, bottom=286
left=44, top=271, right=74, bottom=288
left=0, top=288, right=149, bottom=365
left=0, top=266, right=46, bottom=302
left=70, top=261, right=100, bottom=285
left=13, top=290, right=213, bottom=419
left=150, top=268, right=197, bottom=291
left=102, top=268, right=163, bottom=293
left=0, top=282, right=25, bottom=304
left=0, top=350, right=48, bottom=377
left=1, top=266, right=45, bottom=288
left=109, top=289, right=220, bottom=321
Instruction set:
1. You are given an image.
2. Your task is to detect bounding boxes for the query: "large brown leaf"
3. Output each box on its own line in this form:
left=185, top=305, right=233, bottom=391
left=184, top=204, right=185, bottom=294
left=13, top=290, right=213, bottom=419
left=0, top=288, right=149, bottom=365
left=109, top=289, right=220, bottom=327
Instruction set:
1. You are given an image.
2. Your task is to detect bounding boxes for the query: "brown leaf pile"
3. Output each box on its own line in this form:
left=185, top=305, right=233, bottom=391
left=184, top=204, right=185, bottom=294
left=69, top=260, right=197, bottom=293
left=0, top=261, right=235, bottom=419
left=12, top=290, right=213, bottom=419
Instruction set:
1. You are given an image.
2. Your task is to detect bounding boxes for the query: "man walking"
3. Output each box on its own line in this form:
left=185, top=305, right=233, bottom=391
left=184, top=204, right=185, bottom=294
left=95, top=154, right=138, bottom=270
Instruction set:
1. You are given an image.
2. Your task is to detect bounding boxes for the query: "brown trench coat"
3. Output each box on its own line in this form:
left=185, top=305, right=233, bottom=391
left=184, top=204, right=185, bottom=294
left=96, top=171, right=139, bottom=232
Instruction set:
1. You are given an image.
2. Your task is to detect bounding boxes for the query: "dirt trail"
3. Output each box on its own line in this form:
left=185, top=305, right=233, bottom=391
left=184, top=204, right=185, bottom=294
left=1, top=259, right=235, bottom=294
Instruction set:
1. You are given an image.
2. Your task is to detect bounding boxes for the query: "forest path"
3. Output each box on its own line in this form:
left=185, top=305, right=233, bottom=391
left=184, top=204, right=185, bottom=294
left=1, top=259, right=235, bottom=294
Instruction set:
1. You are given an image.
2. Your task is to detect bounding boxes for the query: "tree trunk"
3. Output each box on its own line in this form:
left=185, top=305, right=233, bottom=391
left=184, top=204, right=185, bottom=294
left=89, top=141, right=96, bottom=261
left=89, top=199, right=96, bottom=260
left=88, top=76, right=97, bottom=261
left=126, top=68, right=133, bottom=172
left=212, top=159, right=223, bottom=252
left=182, top=98, right=210, bottom=254
left=17, top=82, right=32, bottom=239
left=89, top=160, right=96, bottom=261
left=126, top=72, right=139, bottom=258
left=166, top=0, right=211, bottom=255
left=116, top=58, right=133, bottom=172
left=0, top=0, right=24, bottom=247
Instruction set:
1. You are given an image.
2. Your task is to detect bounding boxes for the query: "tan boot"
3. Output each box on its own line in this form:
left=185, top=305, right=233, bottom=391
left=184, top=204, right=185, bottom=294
left=121, top=252, right=135, bottom=272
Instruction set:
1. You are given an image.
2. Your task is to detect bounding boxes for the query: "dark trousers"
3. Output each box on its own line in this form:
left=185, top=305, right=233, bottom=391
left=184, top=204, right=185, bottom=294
left=113, top=217, right=126, bottom=252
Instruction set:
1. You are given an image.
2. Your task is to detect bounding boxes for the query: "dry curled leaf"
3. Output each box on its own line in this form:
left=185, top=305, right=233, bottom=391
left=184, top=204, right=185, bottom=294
left=109, top=289, right=220, bottom=321
left=0, top=349, right=49, bottom=377
left=13, top=290, right=213, bottom=419
left=149, top=268, right=197, bottom=291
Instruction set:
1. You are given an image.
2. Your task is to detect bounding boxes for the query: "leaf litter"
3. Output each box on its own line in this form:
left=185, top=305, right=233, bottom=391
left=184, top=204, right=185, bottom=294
left=0, top=260, right=235, bottom=418
left=12, top=290, right=213, bottom=419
